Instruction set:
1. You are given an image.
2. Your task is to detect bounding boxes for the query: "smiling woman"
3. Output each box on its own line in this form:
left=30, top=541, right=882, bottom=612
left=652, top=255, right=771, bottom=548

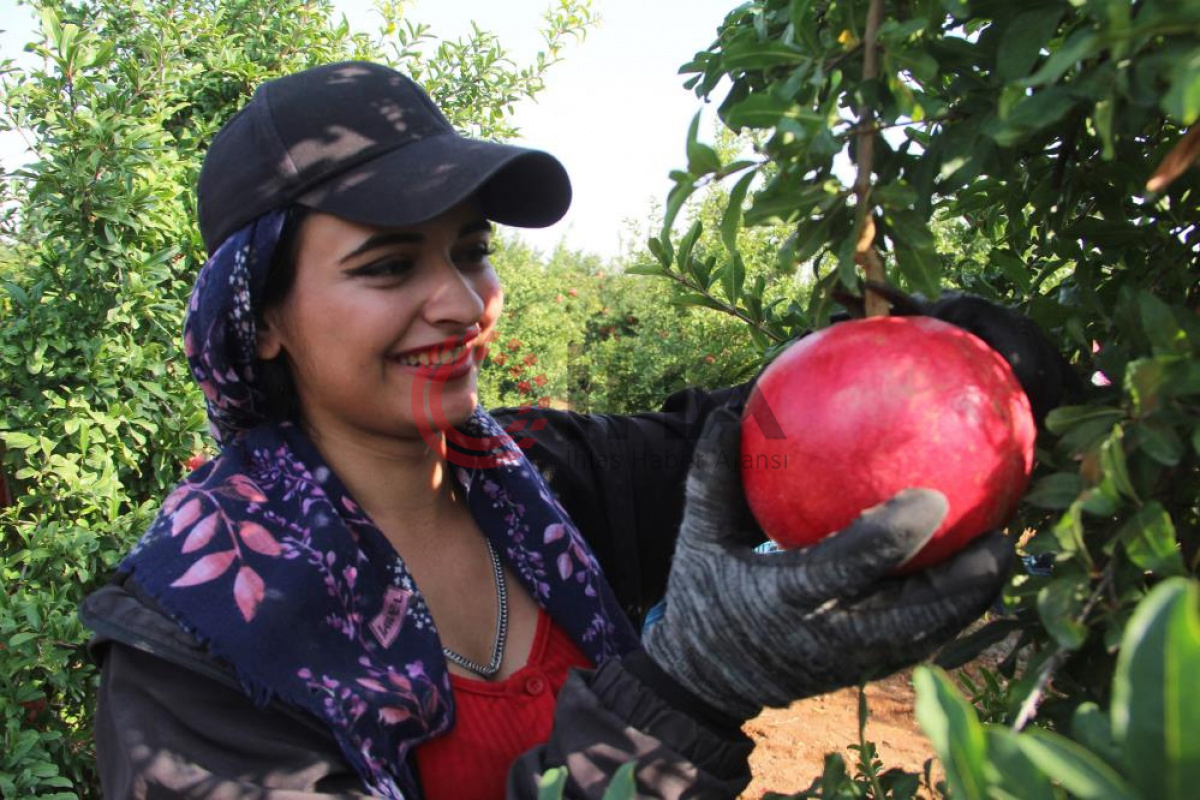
left=256, top=205, right=503, bottom=444
left=77, top=60, right=1017, bottom=800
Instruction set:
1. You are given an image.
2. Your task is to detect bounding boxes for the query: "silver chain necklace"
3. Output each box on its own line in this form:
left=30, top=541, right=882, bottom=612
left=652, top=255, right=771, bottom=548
left=442, top=538, right=508, bottom=679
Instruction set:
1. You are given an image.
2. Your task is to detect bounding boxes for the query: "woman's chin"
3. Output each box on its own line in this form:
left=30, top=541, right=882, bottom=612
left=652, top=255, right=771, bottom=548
left=407, top=387, right=479, bottom=433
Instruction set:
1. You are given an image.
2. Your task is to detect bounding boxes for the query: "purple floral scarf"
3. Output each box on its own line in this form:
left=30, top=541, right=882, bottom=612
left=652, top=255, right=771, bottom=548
left=119, top=213, right=640, bottom=798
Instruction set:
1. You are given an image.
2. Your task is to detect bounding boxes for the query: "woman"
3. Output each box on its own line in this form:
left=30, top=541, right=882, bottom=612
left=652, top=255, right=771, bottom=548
left=82, top=61, right=1034, bottom=799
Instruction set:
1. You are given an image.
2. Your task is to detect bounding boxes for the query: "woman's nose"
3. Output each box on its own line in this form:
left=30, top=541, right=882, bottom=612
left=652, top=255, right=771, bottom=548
left=422, top=258, right=487, bottom=326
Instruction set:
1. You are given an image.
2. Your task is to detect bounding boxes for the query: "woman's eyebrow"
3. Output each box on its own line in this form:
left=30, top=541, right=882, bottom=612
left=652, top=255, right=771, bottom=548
left=339, top=232, right=421, bottom=263
left=337, top=221, right=492, bottom=263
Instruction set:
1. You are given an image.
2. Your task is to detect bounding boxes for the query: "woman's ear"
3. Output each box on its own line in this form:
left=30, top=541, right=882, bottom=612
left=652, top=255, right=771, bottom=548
left=256, top=311, right=285, bottom=360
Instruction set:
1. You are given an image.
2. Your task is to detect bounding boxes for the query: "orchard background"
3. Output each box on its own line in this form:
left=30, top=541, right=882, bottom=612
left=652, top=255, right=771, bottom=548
left=1, top=0, right=1197, bottom=798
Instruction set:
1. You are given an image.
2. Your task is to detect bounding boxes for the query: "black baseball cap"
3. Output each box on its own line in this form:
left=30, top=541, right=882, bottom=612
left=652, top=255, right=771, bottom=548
left=197, top=61, right=572, bottom=255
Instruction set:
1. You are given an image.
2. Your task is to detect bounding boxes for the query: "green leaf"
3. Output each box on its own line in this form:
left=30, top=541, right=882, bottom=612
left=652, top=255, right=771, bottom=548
left=671, top=292, right=728, bottom=314
left=645, top=237, right=672, bottom=268
left=1094, top=98, right=1116, bottom=160
left=745, top=182, right=837, bottom=227
left=1024, top=472, right=1083, bottom=510
left=988, top=249, right=1032, bottom=294
left=1025, top=29, right=1101, bottom=87
left=1038, top=573, right=1090, bottom=650
left=722, top=253, right=745, bottom=305
left=990, top=88, right=1076, bottom=147
left=789, top=0, right=815, bottom=31
left=720, top=41, right=808, bottom=71
left=1112, top=578, right=1200, bottom=800
left=1072, top=702, right=1121, bottom=766
left=940, top=0, right=970, bottom=20
left=1164, top=52, right=1200, bottom=125
left=1139, top=291, right=1189, bottom=356
left=884, top=208, right=935, bottom=250
left=894, top=241, right=942, bottom=298
left=886, top=206, right=941, bottom=297
left=1100, top=426, right=1138, bottom=502
left=914, top=666, right=988, bottom=800
left=600, top=761, right=638, bottom=800
left=790, top=214, right=833, bottom=267
left=724, top=93, right=819, bottom=130
left=676, top=220, right=703, bottom=276
left=997, top=7, right=1064, bottom=81
left=1013, top=728, right=1138, bottom=800
left=661, top=177, right=697, bottom=240
left=1045, top=405, right=1124, bottom=436
left=537, top=766, right=568, bottom=800
left=2, top=431, right=39, bottom=450
left=817, top=751, right=849, bottom=795
left=8, top=631, right=38, bottom=648
left=685, top=111, right=721, bottom=177
left=1125, top=358, right=1200, bottom=410
left=624, top=262, right=666, bottom=278
left=1136, top=419, right=1185, bottom=467
left=1118, top=502, right=1185, bottom=576
left=721, top=171, right=755, bottom=255
left=874, top=181, right=918, bottom=210
left=984, top=727, right=1056, bottom=800
left=887, top=44, right=939, bottom=84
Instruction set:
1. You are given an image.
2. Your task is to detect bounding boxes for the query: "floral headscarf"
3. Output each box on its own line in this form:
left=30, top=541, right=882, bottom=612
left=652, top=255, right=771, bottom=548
left=119, top=214, right=640, bottom=797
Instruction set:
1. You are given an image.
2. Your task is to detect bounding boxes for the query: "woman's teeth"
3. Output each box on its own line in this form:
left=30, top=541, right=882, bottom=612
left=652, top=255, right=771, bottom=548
left=394, top=345, right=468, bottom=367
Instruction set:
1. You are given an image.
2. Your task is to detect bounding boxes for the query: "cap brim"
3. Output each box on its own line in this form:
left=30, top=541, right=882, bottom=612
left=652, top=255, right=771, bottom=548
left=296, top=134, right=571, bottom=229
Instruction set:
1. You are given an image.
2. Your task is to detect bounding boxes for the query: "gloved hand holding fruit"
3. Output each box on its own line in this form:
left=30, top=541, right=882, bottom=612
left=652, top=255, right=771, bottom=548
left=643, top=406, right=1015, bottom=720
left=644, top=293, right=1072, bottom=722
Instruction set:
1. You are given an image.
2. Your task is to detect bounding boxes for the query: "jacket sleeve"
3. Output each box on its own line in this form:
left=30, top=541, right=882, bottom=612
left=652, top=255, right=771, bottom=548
left=83, top=582, right=368, bottom=799
left=92, top=641, right=371, bottom=799
left=493, top=384, right=752, bottom=626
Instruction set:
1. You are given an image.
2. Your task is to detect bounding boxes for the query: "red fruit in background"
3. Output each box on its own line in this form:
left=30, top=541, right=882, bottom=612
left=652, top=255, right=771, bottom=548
left=20, top=697, right=47, bottom=723
left=185, top=453, right=209, bottom=472
left=740, top=316, right=1036, bottom=570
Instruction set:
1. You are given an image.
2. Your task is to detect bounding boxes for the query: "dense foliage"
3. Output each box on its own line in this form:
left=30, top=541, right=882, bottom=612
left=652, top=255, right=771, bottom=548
left=482, top=236, right=759, bottom=415
left=636, top=0, right=1199, bottom=797
left=0, top=0, right=597, bottom=794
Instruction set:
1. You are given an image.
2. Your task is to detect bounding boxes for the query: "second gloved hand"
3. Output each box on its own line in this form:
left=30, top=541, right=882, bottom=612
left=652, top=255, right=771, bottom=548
left=643, top=406, right=1014, bottom=721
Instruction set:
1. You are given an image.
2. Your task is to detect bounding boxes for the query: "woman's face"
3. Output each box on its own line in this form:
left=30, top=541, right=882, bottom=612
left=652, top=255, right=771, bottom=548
left=256, top=200, right=503, bottom=446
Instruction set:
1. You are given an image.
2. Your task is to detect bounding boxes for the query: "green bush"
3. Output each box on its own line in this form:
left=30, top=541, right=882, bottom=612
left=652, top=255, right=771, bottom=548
left=481, top=237, right=758, bottom=415
left=0, top=1, right=593, bottom=794
left=639, top=0, right=1200, bottom=796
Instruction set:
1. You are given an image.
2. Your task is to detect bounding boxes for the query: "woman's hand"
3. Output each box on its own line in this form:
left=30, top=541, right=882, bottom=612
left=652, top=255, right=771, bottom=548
left=643, top=406, right=1014, bottom=721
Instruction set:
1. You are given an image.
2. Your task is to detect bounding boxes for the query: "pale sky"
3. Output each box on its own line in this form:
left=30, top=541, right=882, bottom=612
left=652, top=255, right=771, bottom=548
left=0, top=0, right=738, bottom=260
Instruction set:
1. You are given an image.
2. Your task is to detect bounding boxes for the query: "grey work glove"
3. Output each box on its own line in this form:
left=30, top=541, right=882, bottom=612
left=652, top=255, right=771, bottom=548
left=643, top=406, right=1015, bottom=721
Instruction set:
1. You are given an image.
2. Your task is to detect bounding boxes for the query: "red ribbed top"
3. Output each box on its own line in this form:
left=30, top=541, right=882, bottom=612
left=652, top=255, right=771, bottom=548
left=415, top=609, right=594, bottom=800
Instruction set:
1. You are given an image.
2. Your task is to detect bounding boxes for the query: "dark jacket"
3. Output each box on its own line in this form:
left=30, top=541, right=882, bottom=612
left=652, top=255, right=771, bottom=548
left=81, top=387, right=755, bottom=799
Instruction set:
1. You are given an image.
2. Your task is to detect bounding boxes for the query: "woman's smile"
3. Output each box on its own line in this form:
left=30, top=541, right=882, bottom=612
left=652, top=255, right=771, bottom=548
left=388, top=329, right=490, bottom=379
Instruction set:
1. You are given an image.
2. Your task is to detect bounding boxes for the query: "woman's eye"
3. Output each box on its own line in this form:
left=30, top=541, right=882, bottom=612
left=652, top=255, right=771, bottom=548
left=456, top=243, right=494, bottom=267
left=353, top=259, right=413, bottom=279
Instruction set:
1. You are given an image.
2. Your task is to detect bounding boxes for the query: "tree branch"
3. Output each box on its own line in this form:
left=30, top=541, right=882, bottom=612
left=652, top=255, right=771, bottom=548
left=1011, top=564, right=1115, bottom=732
left=853, top=0, right=888, bottom=318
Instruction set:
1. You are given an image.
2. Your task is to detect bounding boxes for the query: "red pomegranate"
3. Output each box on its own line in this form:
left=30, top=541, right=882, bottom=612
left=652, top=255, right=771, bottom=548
left=741, top=316, right=1035, bottom=570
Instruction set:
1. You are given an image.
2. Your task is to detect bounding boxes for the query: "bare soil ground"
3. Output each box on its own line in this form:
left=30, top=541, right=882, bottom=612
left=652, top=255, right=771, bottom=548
left=740, top=668, right=938, bottom=799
